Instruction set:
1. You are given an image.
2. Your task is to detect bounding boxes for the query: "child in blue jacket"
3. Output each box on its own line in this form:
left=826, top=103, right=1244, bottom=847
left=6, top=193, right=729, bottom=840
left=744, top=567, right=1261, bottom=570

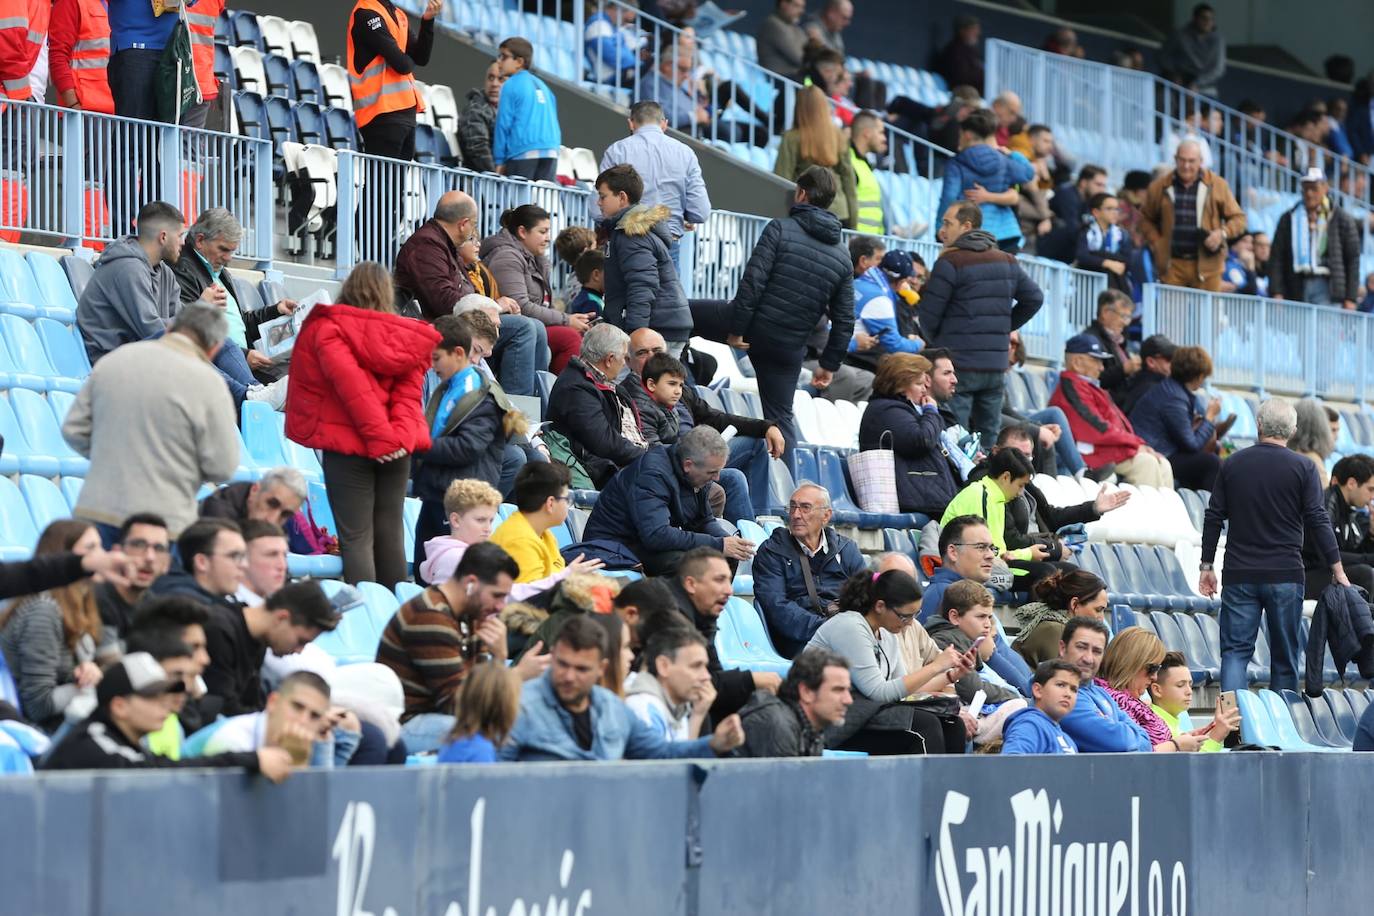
left=937, top=108, right=1035, bottom=252
left=1001, top=660, right=1082, bottom=754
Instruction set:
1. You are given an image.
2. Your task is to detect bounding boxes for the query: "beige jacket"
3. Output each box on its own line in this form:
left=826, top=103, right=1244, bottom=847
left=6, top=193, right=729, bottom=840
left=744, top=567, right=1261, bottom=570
left=63, top=333, right=240, bottom=535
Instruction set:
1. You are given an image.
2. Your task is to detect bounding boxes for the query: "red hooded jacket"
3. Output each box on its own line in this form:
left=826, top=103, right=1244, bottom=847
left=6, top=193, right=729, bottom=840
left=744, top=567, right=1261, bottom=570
left=1049, top=370, right=1144, bottom=469
left=285, top=304, right=440, bottom=459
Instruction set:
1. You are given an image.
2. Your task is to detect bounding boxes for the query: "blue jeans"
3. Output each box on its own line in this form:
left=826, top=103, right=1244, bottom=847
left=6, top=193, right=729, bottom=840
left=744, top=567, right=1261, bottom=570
left=717, top=468, right=752, bottom=524
left=1028, top=406, right=1086, bottom=475
left=213, top=345, right=258, bottom=406
left=727, top=435, right=772, bottom=517
left=946, top=369, right=1005, bottom=454
left=1219, top=580, right=1303, bottom=692
left=491, top=314, right=545, bottom=396
left=400, top=712, right=455, bottom=755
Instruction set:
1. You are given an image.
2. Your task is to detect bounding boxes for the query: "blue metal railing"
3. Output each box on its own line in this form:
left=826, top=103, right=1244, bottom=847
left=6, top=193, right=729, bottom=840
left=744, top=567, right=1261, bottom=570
left=0, top=99, right=274, bottom=264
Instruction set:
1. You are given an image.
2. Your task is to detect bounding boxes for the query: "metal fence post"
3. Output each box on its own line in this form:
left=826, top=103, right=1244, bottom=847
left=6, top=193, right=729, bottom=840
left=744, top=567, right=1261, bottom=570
left=1256, top=298, right=1268, bottom=397
left=1140, top=283, right=1157, bottom=338
left=61, top=111, right=84, bottom=247
left=335, top=150, right=355, bottom=279
left=159, top=124, right=182, bottom=213
left=1359, top=314, right=1369, bottom=405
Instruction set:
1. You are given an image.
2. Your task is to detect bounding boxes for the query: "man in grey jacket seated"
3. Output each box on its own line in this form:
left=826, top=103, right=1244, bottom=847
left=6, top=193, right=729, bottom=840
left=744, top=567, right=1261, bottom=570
left=734, top=649, right=853, bottom=758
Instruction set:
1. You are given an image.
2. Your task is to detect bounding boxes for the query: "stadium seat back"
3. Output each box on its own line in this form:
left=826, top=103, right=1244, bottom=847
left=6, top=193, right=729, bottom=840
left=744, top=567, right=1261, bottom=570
left=1234, top=689, right=1280, bottom=747
left=790, top=446, right=818, bottom=489
left=0, top=314, right=62, bottom=385
left=395, top=581, right=423, bottom=604
left=1325, top=689, right=1359, bottom=742
left=1257, top=689, right=1321, bottom=751
left=357, top=581, right=401, bottom=633
left=230, top=46, right=266, bottom=95
left=240, top=400, right=289, bottom=467
left=1279, top=688, right=1340, bottom=747
left=258, top=15, right=292, bottom=56
left=765, top=456, right=796, bottom=515
left=234, top=90, right=269, bottom=142
left=737, top=518, right=767, bottom=546
left=1307, top=691, right=1351, bottom=747
left=289, top=19, right=321, bottom=63
left=792, top=389, right=819, bottom=445
left=0, top=475, right=39, bottom=555
left=0, top=248, right=42, bottom=317
left=1345, top=688, right=1370, bottom=721
left=1170, top=612, right=1217, bottom=681
left=19, top=474, right=70, bottom=531
left=228, top=10, right=263, bottom=49
left=714, top=597, right=789, bottom=676
left=34, top=318, right=89, bottom=380
left=26, top=252, right=79, bottom=321
left=810, top=398, right=846, bottom=449
left=60, top=255, right=94, bottom=302
left=318, top=63, right=352, bottom=111
left=307, top=480, right=336, bottom=533
left=815, top=447, right=861, bottom=512
left=9, top=388, right=86, bottom=474
left=60, top=476, right=83, bottom=511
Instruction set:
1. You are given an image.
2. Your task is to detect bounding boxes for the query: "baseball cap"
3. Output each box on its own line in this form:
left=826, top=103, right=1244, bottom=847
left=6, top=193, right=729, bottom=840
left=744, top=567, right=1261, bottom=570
left=97, top=652, right=185, bottom=707
left=880, top=250, right=917, bottom=279
left=1300, top=167, right=1327, bottom=184
left=1139, top=334, right=1177, bottom=361
left=1065, top=334, right=1110, bottom=359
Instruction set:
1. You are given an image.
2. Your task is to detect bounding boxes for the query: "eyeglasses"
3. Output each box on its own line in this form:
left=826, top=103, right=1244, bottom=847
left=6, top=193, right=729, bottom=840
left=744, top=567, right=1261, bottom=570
left=888, top=607, right=918, bottom=623
left=1146, top=663, right=1163, bottom=677
left=553, top=495, right=572, bottom=503
left=123, top=538, right=170, bottom=556
left=954, top=542, right=997, bottom=554
left=215, top=551, right=248, bottom=565
left=787, top=502, right=823, bottom=515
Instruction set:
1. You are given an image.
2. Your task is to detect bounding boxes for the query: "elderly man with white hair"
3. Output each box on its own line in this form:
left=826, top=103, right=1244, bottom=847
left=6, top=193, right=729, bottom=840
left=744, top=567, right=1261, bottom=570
left=1139, top=137, right=1246, bottom=291
left=752, top=482, right=867, bottom=657
left=1201, top=398, right=1349, bottom=694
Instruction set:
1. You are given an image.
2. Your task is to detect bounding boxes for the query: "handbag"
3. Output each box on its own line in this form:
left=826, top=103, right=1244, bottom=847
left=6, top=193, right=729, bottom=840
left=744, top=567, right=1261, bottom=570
left=155, top=3, right=202, bottom=124
left=847, top=430, right=900, bottom=514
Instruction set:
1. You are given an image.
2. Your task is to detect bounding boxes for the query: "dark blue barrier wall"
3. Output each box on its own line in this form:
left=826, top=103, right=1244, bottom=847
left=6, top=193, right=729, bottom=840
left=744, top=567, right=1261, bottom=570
left=1, top=753, right=1366, bottom=915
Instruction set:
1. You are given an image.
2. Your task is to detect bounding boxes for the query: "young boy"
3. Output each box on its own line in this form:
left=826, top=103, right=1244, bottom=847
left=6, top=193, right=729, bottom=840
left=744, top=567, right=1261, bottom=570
left=1074, top=192, right=1135, bottom=293
left=595, top=163, right=692, bottom=350
left=1148, top=651, right=1233, bottom=752
left=490, top=462, right=573, bottom=584
left=1000, top=660, right=1081, bottom=755
left=636, top=352, right=688, bottom=446
left=937, top=108, right=1035, bottom=252
left=492, top=37, right=562, bottom=182
left=411, top=314, right=516, bottom=574
left=924, top=579, right=1026, bottom=743
left=570, top=250, right=606, bottom=317
left=555, top=226, right=598, bottom=304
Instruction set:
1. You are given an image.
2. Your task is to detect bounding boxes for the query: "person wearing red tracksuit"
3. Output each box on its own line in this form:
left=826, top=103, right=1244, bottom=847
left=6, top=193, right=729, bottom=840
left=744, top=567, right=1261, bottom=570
left=284, top=263, right=439, bottom=588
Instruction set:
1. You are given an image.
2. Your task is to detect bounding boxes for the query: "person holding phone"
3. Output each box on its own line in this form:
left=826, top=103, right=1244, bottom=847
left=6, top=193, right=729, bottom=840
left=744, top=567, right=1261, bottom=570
left=924, top=580, right=1027, bottom=745
left=1148, top=652, right=1238, bottom=752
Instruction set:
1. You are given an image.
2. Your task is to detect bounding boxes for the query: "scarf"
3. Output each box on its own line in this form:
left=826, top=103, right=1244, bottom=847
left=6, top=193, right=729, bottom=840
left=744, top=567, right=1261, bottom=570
left=431, top=366, right=481, bottom=439
left=1084, top=221, right=1126, bottom=255
left=1292, top=199, right=1330, bottom=274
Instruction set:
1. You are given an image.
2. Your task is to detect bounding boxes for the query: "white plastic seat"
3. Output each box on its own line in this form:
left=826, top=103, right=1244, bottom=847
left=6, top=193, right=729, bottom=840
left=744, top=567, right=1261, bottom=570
left=810, top=398, right=845, bottom=449
left=832, top=399, right=861, bottom=450
left=413, top=81, right=435, bottom=126
left=257, top=15, right=291, bottom=56
left=318, top=63, right=352, bottom=111
left=688, top=337, right=757, bottom=393
left=792, top=389, right=819, bottom=446
left=229, top=46, right=266, bottom=95
left=288, top=19, right=321, bottom=63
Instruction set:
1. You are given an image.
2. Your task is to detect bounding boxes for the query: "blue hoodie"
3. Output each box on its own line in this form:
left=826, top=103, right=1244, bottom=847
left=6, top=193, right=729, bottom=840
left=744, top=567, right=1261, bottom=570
left=1001, top=707, right=1078, bottom=755
left=937, top=145, right=1035, bottom=246
left=850, top=268, right=923, bottom=357
left=919, top=566, right=965, bottom=623
left=492, top=69, right=562, bottom=164
left=1058, top=678, right=1152, bottom=753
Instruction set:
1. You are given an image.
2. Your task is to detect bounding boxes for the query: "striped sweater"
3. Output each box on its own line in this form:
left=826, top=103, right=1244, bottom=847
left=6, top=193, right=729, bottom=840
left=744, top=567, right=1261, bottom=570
left=375, top=586, right=478, bottom=722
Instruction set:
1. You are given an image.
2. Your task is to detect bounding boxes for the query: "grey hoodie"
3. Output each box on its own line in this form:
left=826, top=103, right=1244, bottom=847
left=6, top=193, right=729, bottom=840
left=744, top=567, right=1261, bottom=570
left=75, top=236, right=181, bottom=363
left=624, top=671, right=693, bottom=739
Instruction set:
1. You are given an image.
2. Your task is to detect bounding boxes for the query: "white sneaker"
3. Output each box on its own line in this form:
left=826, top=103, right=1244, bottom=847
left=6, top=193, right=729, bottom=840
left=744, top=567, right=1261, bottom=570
left=246, top=375, right=290, bottom=411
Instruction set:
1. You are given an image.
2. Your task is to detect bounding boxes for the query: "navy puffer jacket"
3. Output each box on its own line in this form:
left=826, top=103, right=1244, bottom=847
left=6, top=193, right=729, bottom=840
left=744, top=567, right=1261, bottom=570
left=857, top=394, right=959, bottom=515
left=727, top=203, right=855, bottom=370
left=919, top=229, right=1045, bottom=372
left=601, top=204, right=693, bottom=339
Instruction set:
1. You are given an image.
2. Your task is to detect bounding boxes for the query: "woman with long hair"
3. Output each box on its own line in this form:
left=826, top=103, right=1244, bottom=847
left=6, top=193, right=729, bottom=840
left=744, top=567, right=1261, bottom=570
left=806, top=569, right=976, bottom=755
left=0, top=520, right=116, bottom=732
left=1289, top=397, right=1335, bottom=487
left=772, top=85, right=858, bottom=228
left=437, top=662, right=522, bottom=763
left=480, top=204, right=587, bottom=374
left=1098, top=626, right=1220, bottom=752
left=285, top=261, right=440, bottom=587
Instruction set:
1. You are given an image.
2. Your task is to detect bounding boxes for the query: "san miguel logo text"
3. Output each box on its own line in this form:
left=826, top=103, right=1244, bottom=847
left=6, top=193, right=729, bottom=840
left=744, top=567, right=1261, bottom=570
left=934, top=789, right=1188, bottom=916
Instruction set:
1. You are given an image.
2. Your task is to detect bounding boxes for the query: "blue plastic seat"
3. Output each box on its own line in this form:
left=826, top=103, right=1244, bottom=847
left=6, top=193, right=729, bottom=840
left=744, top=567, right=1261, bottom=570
left=25, top=253, right=79, bottom=324
left=882, top=528, right=913, bottom=554
left=234, top=90, right=270, bottom=143
left=262, top=53, right=294, bottom=99
left=228, top=9, right=263, bottom=49
left=60, top=256, right=94, bottom=303
left=292, top=101, right=325, bottom=145
left=695, top=385, right=724, bottom=413
left=815, top=445, right=926, bottom=529
left=1257, top=689, right=1330, bottom=752
left=214, top=41, right=236, bottom=90
left=0, top=249, right=45, bottom=319
left=1234, top=689, right=1281, bottom=747
left=395, top=581, right=423, bottom=604
left=791, top=445, right=819, bottom=490
left=1171, top=612, right=1219, bottom=682
left=1279, top=688, right=1345, bottom=748
left=59, top=476, right=82, bottom=511
left=356, top=581, right=401, bottom=633
left=1104, top=543, right=1152, bottom=608
left=263, top=95, right=297, bottom=158
left=497, top=502, right=517, bottom=522
left=0, top=476, right=39, bottom=558
left=240, top=399, right=289, bottom=468
left=764, top=456, right=796, bottom=516
left=1125, top=544, right=1187, bottom=610
left=0, top=315, right=79, bottom=393
left=311, top=581, right=379, bottom=664
left=289, top=60, right=322, bottom=105
left=1308, top=691, right=1353, bottom=747
left=9, top=389, right=87, bottom=476
left=286, top=552, right=343, bottom=579
left=737, top=518, right=767, bottom=546
left=1345, top=688, right=1370, bottom=721
left=0, top=330, right=48, bottom=393
left=403, top=498, right=420, bottom=568
left=307, top=480, right=336, bottom=534
left=34, top=318, right=89, bottom=381
left=1148, top=612, right=1206, bottom=684
left=414, top=124, right=448, bottom=165
left=1152, top=546, right=1219, bottom=611
left=714, top=597, right=789, bottom=676
left=19, top=474, right=70, bottom=531
left=1325, top=689, right=1360, bottom=743
left=1003, top=372, right=1031, bottom=414
left=324, top=106, right=358, bottom=150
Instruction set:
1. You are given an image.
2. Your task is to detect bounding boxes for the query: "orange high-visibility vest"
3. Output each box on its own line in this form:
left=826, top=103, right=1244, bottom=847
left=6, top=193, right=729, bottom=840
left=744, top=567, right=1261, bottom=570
left=0, top=0, right=49, bottom=100
left=345, top=0, right=424, bottom=128
left=184, top=0, right=220, bottom=101
left=68, top=0, right=114, bottom=114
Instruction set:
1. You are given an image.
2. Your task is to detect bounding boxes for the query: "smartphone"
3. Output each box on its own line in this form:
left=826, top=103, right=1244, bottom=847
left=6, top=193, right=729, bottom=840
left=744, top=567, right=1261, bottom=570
left=719, top=424, right=738, bottom=442
left=970, top=635, right=987, bottom=651
left=1219, top=690, right=1238, bottom=716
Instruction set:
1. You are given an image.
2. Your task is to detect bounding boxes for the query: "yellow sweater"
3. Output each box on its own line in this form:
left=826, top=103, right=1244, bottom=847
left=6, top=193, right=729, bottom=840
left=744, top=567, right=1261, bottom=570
left=490, top=511, right=565, bottom=583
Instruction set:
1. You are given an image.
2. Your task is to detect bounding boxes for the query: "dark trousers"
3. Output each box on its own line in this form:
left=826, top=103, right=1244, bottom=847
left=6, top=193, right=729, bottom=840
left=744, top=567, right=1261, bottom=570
left=412, top=499, right=448, bottom=583
left=749, top=344, right=807, bottom=471
left=946, top=369, right=1006, bottom=454
left=503, top=158, right=558, bottom=182
left=361, top=114, right=417, bottom=161
left=834, top=707, right=967, bottom=755
left=1306, top=563, right=1374, bottom=601
left=322, top=451, right=412, bottom=587
left=1168, top=448, right=1221, bottom=491
left=109, top=49, right=163, bottom=120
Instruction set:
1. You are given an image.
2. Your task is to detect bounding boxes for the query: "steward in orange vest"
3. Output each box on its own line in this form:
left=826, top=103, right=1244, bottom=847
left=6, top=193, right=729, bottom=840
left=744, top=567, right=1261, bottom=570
left=346, top=0, right=437, bottom=161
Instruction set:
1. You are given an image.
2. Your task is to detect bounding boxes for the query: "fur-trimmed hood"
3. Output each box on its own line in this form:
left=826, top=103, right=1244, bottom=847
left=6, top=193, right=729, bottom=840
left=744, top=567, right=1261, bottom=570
left=615, top=203, right=673, bottom=240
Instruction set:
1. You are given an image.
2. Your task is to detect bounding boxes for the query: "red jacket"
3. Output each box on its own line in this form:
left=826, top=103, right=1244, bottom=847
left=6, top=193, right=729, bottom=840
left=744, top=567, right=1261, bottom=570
left=285, top=304, right=440, bottom=459
left=1049, top=370, right=1144, bottom=469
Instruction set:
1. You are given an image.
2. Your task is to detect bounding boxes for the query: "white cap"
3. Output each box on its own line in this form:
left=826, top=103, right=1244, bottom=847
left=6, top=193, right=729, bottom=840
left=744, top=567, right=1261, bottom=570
left=1300, top=167, right=1327, bottom=184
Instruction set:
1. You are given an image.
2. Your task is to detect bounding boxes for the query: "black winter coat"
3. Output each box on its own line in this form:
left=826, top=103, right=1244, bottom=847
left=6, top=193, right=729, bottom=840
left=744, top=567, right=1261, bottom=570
left=601, top=204, right=693, bottom=339
left=1303, top=485, right=1374, bottom=571
left=919, top=229, right=1044, bottom=372
left=547, top=357, right=646, bottom=488
left=580, top=443, right=730, bottom=558
left=170, top=253, right=279, bottom=349
left=857, top=394, right=959, bottom=515
left=1306, top=582, right=1374, bottom=697
left=675, top=384, right=774, bottom=439
left=411, top=375, right=509, bottom=500
left=727, top=203, right=855, bottom=370
left=665, top=576, right=756, bottom=723
left=1269, top=203, right=1363, bottom=304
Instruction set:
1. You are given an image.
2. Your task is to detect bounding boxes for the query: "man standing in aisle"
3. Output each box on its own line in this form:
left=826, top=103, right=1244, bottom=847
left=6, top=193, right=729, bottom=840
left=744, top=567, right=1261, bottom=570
left=1139, top=139, right=1246, bottom=291
left=346, top=0, right=439, bottom=160
left=1201, top=398, right=1348, bottom=693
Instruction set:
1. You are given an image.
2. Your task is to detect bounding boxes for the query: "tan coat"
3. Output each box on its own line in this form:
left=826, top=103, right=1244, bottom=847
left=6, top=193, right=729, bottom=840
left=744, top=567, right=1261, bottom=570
left=1139, top=169, right=1247, bottom=287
